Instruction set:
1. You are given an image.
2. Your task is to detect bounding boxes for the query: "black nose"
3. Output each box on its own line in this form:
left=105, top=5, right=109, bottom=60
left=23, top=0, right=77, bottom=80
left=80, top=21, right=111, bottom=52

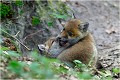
left=38, top=44, right=45, bottom=55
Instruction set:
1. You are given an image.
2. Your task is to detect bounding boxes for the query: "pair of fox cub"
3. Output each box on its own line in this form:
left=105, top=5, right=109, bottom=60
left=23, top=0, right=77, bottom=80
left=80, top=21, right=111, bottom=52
left=38, top=19, right=98, bottom=68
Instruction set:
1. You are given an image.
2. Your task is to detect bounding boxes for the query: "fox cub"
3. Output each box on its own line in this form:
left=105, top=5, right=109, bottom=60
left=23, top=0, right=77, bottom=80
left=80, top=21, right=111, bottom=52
left=38, top=19, right=98, bottom=67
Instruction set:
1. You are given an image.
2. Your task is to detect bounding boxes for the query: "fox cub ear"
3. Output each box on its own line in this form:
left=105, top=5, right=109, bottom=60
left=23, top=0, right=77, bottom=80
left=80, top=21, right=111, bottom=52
left=79, top=22, right=89, bottom=32
left=61, top=22, right=66, bottom=27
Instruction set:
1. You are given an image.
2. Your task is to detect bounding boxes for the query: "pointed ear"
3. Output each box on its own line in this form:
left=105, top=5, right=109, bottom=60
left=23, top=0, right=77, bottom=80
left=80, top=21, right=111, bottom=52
left=73, top=13, right=76, bottom=19
left=83, top=22, right=89, bottom=32
left=79, top=22, right=89, bottom=32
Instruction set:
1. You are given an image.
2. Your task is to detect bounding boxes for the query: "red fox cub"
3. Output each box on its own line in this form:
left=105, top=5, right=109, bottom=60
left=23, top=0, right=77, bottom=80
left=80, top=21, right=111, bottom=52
left=38, top=19, right=98, bottom=67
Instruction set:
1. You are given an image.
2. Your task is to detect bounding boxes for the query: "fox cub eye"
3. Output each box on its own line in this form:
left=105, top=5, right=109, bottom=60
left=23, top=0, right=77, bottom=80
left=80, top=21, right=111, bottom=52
left=68, top=31, right=73, bottom=36
left=78, top=24, right=80, bottom=27
left=78, top=24, right=81, bottom=29
left=63, top=28, right=65, bottom=30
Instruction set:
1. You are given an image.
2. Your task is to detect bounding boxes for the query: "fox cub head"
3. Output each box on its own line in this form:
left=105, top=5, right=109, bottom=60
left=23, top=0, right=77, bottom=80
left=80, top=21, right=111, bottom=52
left=57, top=19, right=89, bottom=46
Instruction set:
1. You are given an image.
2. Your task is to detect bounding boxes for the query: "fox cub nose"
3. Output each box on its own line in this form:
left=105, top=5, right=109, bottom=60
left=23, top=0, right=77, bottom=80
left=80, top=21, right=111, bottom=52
left=38, top=44, right=46, bottom=55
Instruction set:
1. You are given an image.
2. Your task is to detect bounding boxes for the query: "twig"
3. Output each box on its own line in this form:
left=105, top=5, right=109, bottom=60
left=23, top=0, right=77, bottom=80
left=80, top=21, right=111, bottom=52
left=22, top=29, right=44, bottom=42
left=1, top=29, right=31, bottom=51
left=14, top=31, right=20, bottom=37
left=90, top=65, right=105, bottom=76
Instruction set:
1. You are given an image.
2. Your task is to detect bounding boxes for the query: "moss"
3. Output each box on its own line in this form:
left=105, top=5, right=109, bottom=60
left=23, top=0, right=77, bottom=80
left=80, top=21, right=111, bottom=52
left=0, top=3, right=13, bottom=19
left=31, top=16, right=40, bottom=26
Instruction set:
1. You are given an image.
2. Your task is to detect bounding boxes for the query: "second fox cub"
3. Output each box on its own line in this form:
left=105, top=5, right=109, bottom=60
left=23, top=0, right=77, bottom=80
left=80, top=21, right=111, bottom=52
left=38, top=19, right=98, bottom=67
